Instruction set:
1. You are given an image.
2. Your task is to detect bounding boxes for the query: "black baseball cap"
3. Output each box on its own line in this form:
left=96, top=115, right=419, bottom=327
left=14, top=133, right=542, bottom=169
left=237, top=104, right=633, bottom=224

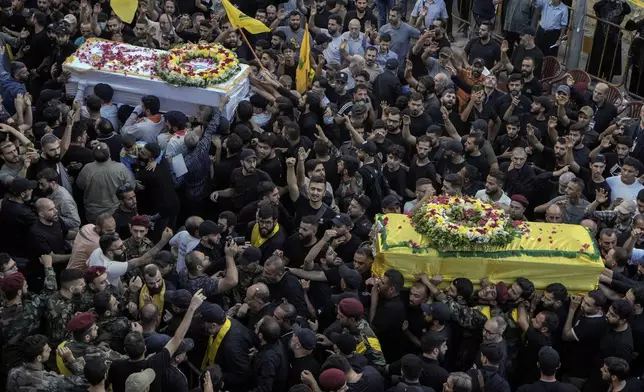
left=357, top=141, right=377, bottom=156
left=9, top=178, right=37, bottom=195
left=199, top=220, right=223, bottom=236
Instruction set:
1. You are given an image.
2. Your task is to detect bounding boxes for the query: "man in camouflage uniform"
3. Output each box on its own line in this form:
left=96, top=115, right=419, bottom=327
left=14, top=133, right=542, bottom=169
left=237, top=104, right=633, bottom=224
left=46, top=268, right=86, bottom=347
left=6, top=334, right=86, bottom=392
left=231, top=247, right=264, bottom=305
left=122, top=215, right=154, bottom=281
left=321, top=297, right=387, bottom=373
left=93, top=291, right=134, bottom=353
left=56, top=312, right=127, bottom=376
left=0, top=253, right=20, bottom=307
left=80, top=266, right=142, bottom=318
left=0, top=255, right=57, bottom=383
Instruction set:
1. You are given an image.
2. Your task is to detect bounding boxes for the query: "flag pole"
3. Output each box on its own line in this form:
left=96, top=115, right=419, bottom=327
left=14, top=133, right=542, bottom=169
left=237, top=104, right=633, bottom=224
left=238, top=29, right=269, bottom=73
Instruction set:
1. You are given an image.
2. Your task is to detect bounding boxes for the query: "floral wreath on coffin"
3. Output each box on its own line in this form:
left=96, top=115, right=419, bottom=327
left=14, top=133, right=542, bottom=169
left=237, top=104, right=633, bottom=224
left=411, top=195, right=529, bottom=251
left=156, top=43, right=240, bottom=88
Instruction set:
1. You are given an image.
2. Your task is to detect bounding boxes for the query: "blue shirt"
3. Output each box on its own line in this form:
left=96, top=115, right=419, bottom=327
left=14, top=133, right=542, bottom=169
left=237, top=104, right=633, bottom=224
left=379, top=22, right=421, bottom=62
left=375, top=46, right=399, bottom=69
left=410, top=0, right=448, bottom=27
left=537, top=0, right=569, bottom=31
left=0, top=61, right=26, bottom=115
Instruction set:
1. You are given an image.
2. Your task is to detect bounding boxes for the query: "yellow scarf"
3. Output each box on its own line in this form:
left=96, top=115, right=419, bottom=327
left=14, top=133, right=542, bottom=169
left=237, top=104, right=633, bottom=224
left=251, top=223, right=280, bottom=247
left=139, top=281, right=166, bottom=326
left=201, top=318, right=232, bottom=370
left=56, top=341, right=72, bottom=375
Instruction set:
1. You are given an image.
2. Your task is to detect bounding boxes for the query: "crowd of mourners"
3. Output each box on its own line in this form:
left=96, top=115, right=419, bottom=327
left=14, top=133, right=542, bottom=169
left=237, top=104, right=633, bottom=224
left=1, top=0, right=644, bottom=391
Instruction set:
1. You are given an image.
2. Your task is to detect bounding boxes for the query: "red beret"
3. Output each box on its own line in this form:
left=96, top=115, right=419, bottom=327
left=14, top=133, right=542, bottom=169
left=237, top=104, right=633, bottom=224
left=66, top=312, right=95, bottom=332
left=130, top=215, right=150, bottom=228
left=510, top=194, right=529, bottom=207
left=338, top=298, right=364, bottom=319
left=84, top=266, right=106, bottom=283
left=0, top=272, right=24, bottom=293
left=319, top=368, right=346, bottom=391
left=496, top=282, right=509, bottom=304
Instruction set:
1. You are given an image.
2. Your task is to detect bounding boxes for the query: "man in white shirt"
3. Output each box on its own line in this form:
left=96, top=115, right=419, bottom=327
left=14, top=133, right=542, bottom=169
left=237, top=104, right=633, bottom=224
left=169, top=216, right=204, bottom=272
left=476, top=169, right=512, bottom=206
left=606, top=157, right=644, bottom=203
left=88, top=229, right=172, bottom=286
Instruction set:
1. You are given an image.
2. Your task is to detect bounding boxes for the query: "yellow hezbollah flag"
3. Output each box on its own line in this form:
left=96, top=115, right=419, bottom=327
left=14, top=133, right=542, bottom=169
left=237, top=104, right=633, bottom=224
left=221, top=0, right=270, bottom=34
left=296, top=25, right=311, bottom=94
left=110, top=0, right=137, bottom=24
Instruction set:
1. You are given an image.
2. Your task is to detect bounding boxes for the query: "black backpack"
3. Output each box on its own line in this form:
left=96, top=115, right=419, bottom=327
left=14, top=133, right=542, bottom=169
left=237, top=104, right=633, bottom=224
left=358, top=164, right=390, bottom=213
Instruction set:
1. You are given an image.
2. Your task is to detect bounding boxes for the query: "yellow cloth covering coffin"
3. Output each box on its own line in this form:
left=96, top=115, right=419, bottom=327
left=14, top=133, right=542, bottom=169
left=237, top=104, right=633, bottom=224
left=373, top=214, right=603, bottom=292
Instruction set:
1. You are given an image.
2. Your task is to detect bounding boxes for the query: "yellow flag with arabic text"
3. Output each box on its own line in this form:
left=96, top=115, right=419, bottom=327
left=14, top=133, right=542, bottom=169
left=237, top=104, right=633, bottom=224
left=221, top=0, right=270, bottom=34
left=296, top=26, right=312, bottom=94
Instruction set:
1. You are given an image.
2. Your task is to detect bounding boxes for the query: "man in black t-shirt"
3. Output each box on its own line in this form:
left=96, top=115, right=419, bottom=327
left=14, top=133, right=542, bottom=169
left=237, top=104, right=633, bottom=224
left=517, top=347, right=579, bottom=392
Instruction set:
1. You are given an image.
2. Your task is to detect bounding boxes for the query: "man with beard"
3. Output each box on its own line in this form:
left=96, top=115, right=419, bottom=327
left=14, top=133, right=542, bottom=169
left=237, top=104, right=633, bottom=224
left=283, top=216, right=319, bottom=269
left=0, top=132, right=36, bottom=185
left=496, top=74, right=532, bottom=132
left=0, top=58, right=29, bottom=116
left=464, top=132, right=489, bottom=180
left=237, top=181, right=291, bottom=238
left=57, top=312, right=126, bottom=376
left=516, top=305, right=560, bottom=385
left=77, top=143, right=133, bottom=223
left=262, top=255, right=308, bottom=318
left=400, top=282, right=430, bottom=353
left=249, top=202, right=287, bottom=263
left=348, top=195, right=372, bottom=241
left=274, top=11, right=309, bottom=48
left=455, top=58, right=486, bottom=112
left=270, top=30, right=285, bottom=51
left=494, top=117, right=528, bottom=160
left=178, top=238, right=239, bottom=303
left=93, top=291, right=133, bottom=354
left=52, top=25, right=77, bottom=66
left=560, top=290, right=608, bottom=389
left=192, top=220, right=224, bottom=274
left=407, top=135, right=440, bottom=195
left=585, top=299, right=634, bottom=391
left=288, top=327, right=320, bottom=388
left=518, top=57, right=542, bottom=98
left=464, top=22, right=500, bottom=69
left=567, top=125, right=591, bottom=168
left=46, top=268, right=85, bottom=348
left=134, top=142, right=179, bottom=239
left=476, top=168, right=511, bottom=205
left=391, top=333, right=449, bottom=392
left=369, top=269, right=407, bottom=362
left=461, top=85, right=499, bottom=141
left=29, top=122, right=74, bottom=196
left=36, top=168, right=79, bottom=230
left=77, top=266, right=119, bottom=312
left=405, top=92, right=434, bottom=137
left=29, top=197, right=70, bottom=270
left=211, top=149, right=271, bottom=212
left=591, top=136, right=631, bottom=178
left=344, top=0, right=377, bottom=30
left=88, top=228, right=173, bottom=287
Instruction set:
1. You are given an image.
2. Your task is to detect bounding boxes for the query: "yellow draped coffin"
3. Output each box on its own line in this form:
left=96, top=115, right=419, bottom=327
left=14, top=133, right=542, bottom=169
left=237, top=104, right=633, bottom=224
left=373, top=214, right=603, bottom=292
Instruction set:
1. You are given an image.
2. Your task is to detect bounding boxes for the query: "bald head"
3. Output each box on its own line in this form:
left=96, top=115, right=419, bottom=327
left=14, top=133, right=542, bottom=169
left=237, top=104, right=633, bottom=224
left=140, top=303, right=159, bottom=327
left=545, top=204, right=563, bottom=223
left=512, top=147, right=527, bottom=158
left=580, top=219, right=598, bottom=236
left=247, top=283, right=270, bottom=301
left=593, top=83, right=609, bottom=104
left=35, top=197, right=54, bottom=212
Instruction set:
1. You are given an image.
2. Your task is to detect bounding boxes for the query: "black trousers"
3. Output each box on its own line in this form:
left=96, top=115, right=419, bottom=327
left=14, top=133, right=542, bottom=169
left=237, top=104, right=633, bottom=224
left=535, top=26, right=561, bottom=57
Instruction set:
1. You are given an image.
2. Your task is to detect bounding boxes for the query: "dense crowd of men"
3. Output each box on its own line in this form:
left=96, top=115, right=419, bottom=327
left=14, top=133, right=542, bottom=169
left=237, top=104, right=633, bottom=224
left=0, top=0, right=644, bottom=391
